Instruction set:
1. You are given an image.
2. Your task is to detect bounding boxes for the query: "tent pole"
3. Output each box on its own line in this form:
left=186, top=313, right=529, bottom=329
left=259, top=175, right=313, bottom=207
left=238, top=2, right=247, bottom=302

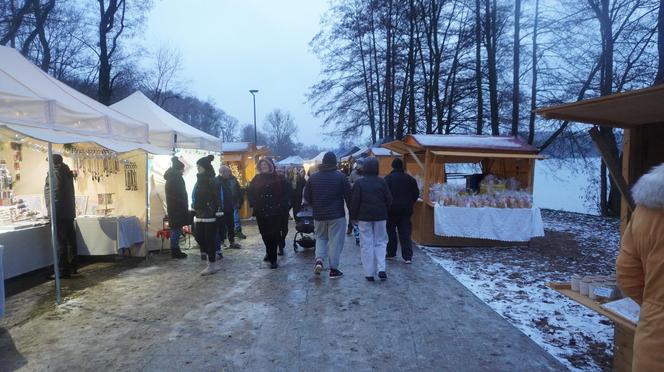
left=47, top=143, right=61, bottom=304
left=145, top=152, right=149, bottom=260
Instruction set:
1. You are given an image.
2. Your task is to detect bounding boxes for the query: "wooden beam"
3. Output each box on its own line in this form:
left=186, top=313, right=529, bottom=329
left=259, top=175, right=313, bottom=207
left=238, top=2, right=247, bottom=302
left=422, top=149, right=432, bottom=204
left=589, top=127, right=636, bottom=212
left=407, top=146, right=425, bottom=172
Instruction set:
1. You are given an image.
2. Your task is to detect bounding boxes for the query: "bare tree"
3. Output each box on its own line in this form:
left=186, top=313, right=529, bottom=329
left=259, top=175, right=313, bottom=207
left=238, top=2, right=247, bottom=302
left=143, top=45, right=186, bottom=107
left=527, top=0, right=539, bottom=145
left=263, top=109, right=299, bottom=157
left=656, top=0, right=664, bottom=84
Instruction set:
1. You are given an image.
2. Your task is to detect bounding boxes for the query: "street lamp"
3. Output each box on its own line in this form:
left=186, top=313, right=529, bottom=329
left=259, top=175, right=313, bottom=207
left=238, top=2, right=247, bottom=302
left=249, top=89, right=259, bottom=145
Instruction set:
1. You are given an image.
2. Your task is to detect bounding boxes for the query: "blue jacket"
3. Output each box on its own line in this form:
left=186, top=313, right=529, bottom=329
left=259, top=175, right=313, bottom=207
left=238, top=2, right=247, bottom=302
left=303, top=166, right=351, bottom=221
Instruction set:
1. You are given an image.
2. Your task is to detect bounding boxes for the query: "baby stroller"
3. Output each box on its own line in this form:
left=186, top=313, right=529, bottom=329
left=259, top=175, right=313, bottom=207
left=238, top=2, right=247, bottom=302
left=293, top=206, right=316, bottom=252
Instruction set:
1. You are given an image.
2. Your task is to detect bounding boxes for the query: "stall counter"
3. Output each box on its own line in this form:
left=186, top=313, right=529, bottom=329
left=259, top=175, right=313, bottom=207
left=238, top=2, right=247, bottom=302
left=0, top=221, right=52, bottom=279
left=549, top=282, right=636, bottom=372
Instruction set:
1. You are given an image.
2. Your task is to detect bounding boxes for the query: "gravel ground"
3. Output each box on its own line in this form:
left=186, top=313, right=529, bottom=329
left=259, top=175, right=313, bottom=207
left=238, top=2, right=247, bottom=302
left=424, top=209, right=621, bottom=371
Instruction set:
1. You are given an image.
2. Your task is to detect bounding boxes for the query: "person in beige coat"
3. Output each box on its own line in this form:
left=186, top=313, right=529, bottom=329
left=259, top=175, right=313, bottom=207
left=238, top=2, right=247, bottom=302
left=617, top=163, right=664, bottom=372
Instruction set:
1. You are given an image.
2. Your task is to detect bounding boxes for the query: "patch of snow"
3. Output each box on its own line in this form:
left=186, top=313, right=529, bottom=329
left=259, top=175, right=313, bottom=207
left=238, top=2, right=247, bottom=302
left=222, top=142, right=251, bottom=153
left=412, top=134, right=537, bottom=152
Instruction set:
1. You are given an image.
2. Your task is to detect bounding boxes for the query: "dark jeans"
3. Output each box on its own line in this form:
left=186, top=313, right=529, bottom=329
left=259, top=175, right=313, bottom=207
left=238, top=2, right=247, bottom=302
left=214, top=212, right=235, bottom=251
left=57, top=218, right=77, bottom=274
left=386, top=213, right=413, bottom=260
left=195, top=221, right=217, bottom=262
left=257, top=215, right=281, bottom=264
left=278, top=213, right=289, bottom=250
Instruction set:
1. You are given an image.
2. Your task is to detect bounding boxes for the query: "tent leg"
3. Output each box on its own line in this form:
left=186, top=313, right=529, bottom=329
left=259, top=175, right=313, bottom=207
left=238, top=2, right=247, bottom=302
left=47, top=143, right=62, bottom=304
left=145, top=152, right=150, bottom=261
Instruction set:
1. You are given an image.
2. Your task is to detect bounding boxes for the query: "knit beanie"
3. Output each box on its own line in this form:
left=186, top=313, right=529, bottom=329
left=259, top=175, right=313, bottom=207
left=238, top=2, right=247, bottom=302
left=196, top=154, right=215, bottom=174
left=171, top=156, right=184, bottom=170
left=322, top=151, right=337, bottom=166
left=392, top=158, right=404, bottom=170
left=53, top=154, right=63, bottom=165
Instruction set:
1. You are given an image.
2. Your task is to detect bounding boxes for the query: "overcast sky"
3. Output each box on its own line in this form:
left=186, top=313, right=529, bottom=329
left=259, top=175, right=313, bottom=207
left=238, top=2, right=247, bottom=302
left=145, top=0, right=330, bottom=146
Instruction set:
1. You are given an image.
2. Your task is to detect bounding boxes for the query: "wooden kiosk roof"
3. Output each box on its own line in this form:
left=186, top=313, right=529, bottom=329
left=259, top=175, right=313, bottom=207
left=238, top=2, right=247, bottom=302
left=382, top=134, right=540, bottom=158
left=535, top=84, right=664, bottom=128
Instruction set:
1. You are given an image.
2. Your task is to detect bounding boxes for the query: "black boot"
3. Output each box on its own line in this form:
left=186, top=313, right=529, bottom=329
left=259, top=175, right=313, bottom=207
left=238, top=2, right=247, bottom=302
left=171, top=248, right=188, bottom=259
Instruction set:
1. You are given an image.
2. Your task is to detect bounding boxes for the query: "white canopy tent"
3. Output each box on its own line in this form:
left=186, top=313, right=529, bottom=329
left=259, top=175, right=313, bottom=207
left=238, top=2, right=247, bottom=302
left=0, top=46, right=164, bottom=304
left=277, top=155, right=304, bottom=166
left=111, top=91, right=221, bottom=152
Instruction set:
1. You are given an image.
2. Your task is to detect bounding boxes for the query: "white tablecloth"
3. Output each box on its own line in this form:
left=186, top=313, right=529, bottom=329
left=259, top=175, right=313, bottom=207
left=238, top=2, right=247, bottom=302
left=434, top=205, right=545, bottom=242
left=0, top=224, right=52, bottom=279
left=76, top=216, right=144, bottom=255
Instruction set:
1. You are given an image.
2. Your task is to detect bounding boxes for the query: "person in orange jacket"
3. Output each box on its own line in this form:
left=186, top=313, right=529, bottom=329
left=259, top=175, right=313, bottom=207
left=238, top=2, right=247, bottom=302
left=617, top=163, right=664, bottom=372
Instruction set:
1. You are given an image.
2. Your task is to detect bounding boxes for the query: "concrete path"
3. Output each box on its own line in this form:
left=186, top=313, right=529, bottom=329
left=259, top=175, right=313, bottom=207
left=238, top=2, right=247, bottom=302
left=1, top=222, right=565, bottom=371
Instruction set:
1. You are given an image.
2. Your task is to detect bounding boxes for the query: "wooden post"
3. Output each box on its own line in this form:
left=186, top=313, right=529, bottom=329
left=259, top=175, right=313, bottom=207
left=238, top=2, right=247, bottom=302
left=423, top=149, right=432, bottom=204
left=589, top=127, right=636, bottom=212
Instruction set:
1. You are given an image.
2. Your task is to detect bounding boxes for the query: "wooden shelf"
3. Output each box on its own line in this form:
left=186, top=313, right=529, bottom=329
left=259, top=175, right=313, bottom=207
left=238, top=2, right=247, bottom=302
left=547, top=282, right=636, bottom=332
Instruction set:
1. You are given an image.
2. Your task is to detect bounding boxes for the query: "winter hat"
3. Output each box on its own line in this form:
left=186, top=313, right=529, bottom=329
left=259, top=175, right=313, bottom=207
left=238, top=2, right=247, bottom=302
left=322, top=152, right=337, bottom=166
left=363, top=157, right=379, bottom=176
left=52, top=154, right=63, bottom=165
left=171, top=156, right=184, bottom=170
left=392, top=158, right=404, bottom=170
left=196, top=154, right=215, bottom=174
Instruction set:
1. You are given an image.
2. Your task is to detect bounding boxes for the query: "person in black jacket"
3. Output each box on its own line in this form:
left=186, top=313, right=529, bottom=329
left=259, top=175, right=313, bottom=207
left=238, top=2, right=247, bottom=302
left=217, top=165, right=241, bottom=250
left=303, top=152, right=352, bottom=279
left=192, top=155, right=220, bottom=276
left=164, top=156, right=188, bottom=259
left=384, top=158, right=420, bottom=263
left=248, top=158, right=291, bottom=268
left=350, top=157, right=392, bottom=281
left=44, top=154, right=78, bottom=278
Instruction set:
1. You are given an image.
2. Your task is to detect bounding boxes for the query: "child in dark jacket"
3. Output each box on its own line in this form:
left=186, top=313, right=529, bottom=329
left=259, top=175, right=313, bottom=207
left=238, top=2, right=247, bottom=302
left=192, top=155, right=220, bottom=276
left=349, top=157, right=393, bottom=281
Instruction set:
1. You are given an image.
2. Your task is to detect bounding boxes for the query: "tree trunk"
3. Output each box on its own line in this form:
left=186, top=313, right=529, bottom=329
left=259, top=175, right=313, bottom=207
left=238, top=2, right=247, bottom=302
left=407, top=0, right=417, bottom=136
left=528, top=0, right=539, bottom=145
left=0, top=0, right=33, bottom=47
left=475, top=0, right=484, bottom=134
left=511, top=0, right=521, bottom=137
left=485, top=0, right=500, bottom=135
left=656, top=0, right=664, bottom=84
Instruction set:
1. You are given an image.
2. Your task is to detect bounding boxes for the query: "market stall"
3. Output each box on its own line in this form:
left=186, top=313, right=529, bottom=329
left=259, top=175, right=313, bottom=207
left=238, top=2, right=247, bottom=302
left=0, top=45, right=162, bottom=292
left=111, top=91, right=222, bottom=250
left=367, top=147, right=399, bottom=176
left=537, top=84, right=664, bottom=372
left=382, top=134, right=544, bottom=247
left=221, top=142, right=270, bottom=218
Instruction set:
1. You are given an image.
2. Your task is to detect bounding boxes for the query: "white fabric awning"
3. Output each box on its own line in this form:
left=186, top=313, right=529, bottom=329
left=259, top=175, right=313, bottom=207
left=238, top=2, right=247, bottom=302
left=111, top=91, right=221, bottom=152
left=0, top=46, right=150, bottom=144
left=1, top=124, right=169, bottom=155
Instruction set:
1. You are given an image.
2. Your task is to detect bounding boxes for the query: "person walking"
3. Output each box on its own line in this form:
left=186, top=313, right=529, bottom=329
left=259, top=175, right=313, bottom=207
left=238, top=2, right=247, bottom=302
left=347, top=159, right=364, bottom=236
left=192, top=155, right=220, bottom=276
left=349, top=157, right=392, bottom=281
left=217, top=165, right=241, bottom=249
left=247, top=159, right=291, bottom=269
left=384, top=158, right=420, bottom=264
left=616, top=163, right=664, bottom=372
left=291, top=168, right=306, bottom=218
left=303, top=152, right=351, bottom=279
left=276, top=166, right=290, bottom=256
left=164, top=156, right=189, bottom=259
left=44, top=154, right=78, bottom=278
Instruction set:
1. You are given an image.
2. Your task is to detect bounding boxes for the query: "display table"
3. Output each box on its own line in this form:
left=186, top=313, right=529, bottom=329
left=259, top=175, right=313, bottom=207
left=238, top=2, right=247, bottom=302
left=434, top=205, right=545, bottom=242
left=0, top=222, right=52, bottom=279
left=549, top=282, right=636, bottom=372
left=76, top=216, right=144, bottom=256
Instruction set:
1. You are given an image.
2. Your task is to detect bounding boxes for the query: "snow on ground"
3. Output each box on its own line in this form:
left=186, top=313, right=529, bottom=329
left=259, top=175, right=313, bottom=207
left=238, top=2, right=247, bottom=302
left=424, top=209, right=621, bottom=371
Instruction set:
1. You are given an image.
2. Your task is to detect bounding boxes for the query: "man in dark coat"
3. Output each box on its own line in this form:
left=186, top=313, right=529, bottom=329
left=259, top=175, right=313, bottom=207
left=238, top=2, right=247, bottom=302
left=44, top=154, right=78, bottom=278
left=303, top=152, right=351, bottom=279
left=217, top=165, right=241, bottom=250
left=384, top=158, right=420, bottom=263
left=164, top=156, right=188, bottom=259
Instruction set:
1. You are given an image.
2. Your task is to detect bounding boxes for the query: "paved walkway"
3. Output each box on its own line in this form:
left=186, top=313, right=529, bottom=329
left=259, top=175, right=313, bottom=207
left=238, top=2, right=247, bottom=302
left=1, top=222, right=565, bottom=371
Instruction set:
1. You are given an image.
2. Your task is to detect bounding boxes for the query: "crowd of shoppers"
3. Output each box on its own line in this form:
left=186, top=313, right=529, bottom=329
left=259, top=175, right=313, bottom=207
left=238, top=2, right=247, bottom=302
left=163, top=151, right=419, bottom=281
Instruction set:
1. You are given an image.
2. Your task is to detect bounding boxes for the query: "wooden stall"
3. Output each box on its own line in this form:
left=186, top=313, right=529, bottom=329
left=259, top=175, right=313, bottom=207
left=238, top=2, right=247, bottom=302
left=221, top=142, right=270, bottom=218
left=537, top=84, right=664, bottom=372
left=367, top=147, right=399, bottom=177
left=383, top=134, right=543, bottom=247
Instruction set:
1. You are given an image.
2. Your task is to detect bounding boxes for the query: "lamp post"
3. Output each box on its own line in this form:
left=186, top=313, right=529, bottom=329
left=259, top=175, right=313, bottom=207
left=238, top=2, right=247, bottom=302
left=249, top=89, right=259, bottom=145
